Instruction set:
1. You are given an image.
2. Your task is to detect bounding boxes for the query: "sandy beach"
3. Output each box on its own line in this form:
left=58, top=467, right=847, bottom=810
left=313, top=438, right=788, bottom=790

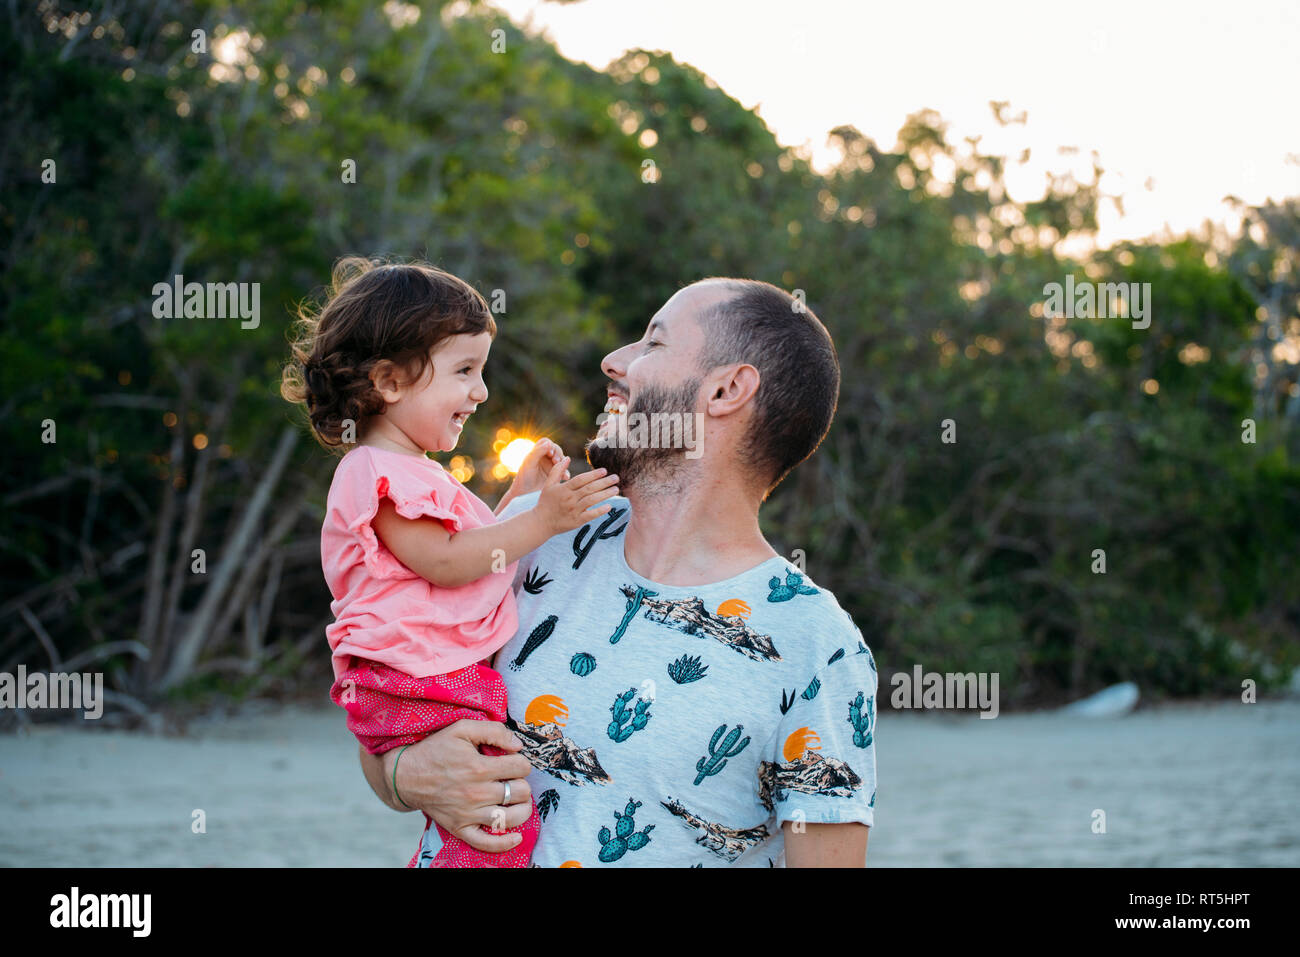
left=2, top=698, right=1297, bottom=867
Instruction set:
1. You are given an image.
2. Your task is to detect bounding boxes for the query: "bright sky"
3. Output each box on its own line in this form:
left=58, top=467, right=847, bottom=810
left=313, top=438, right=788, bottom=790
left=490, top=0, right=1300, bottom=248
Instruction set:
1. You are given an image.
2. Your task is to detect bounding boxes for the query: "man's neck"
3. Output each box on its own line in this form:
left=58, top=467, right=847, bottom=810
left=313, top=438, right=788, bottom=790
left=621, top=472, right=777, bottom=587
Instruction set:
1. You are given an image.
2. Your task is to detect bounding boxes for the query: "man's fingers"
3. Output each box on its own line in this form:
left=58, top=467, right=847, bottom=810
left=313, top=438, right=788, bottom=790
left=450, top=777, right=534, bottom=851
left=478, top=775, right=533, bottom=812
left=454, top=823, right=527, bottom=853
left=449, top=718, right=524, bottom=752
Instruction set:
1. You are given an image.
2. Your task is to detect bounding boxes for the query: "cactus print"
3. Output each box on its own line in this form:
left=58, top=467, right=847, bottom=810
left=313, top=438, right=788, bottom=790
left=480, top=491, right=877, bottom=867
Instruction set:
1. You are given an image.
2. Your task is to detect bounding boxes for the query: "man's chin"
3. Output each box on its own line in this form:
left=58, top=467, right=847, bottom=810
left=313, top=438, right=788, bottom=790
left=584, top=435, right=622, bottom=476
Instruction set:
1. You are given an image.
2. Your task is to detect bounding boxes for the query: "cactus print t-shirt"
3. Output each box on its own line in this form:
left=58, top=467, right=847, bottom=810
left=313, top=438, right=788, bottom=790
left=413, top=491, right=878, bottom=868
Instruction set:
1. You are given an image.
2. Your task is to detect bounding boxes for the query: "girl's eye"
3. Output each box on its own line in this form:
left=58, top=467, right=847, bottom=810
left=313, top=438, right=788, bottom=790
left=458, top=367, right=471, bottom=374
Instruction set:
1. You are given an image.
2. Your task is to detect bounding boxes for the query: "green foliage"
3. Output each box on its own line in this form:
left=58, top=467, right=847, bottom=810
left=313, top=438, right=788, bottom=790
left=1, top=0, right=1296, bottom=711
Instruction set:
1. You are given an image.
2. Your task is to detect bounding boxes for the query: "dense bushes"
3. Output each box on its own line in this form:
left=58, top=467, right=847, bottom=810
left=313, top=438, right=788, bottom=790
left=2, top=1, right=1296, bottom=714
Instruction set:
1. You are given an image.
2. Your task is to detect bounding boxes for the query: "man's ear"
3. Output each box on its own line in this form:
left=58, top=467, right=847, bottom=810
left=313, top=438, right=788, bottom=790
left=706, top=363, right=760, bottom=417
left=369, top=359, right=405, bottom=405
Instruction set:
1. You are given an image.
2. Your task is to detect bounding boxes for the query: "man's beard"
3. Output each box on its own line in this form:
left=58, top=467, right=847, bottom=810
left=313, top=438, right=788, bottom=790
left=585, top=375, right=702, bottom=493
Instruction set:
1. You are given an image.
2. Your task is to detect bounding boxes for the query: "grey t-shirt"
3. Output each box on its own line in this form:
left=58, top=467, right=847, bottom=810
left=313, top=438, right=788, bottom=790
left=416, top=490, right=878, bottom=867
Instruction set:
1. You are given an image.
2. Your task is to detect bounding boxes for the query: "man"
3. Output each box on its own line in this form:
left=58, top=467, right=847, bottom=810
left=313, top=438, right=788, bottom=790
left=360, top=278, right=877, bottom=867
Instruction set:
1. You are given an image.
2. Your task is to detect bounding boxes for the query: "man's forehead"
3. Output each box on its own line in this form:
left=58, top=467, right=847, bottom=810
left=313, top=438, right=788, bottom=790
left=652, top=282, right=734, bottom=332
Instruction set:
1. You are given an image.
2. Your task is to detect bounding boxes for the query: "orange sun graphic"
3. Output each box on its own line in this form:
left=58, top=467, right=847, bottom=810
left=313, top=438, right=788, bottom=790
left=716, top=598, right=751, bottom=619
left=783, top=727, right=821, bottom=761
left=559, top=860, right=583, bottom=868
left=524, top=695, right=569, bottom=727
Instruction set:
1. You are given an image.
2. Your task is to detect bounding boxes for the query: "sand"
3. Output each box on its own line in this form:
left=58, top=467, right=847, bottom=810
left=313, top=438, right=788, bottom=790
left=2, top=699, right=1297, bottom=866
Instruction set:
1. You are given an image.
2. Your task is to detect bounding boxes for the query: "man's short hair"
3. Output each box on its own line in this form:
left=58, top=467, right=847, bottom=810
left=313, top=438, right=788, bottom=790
left=694, top=278, right=840, bottom=498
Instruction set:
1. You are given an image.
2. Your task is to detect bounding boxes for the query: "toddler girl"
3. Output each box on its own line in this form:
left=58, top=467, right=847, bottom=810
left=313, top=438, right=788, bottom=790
left=280, top=257, right=620, bottom=867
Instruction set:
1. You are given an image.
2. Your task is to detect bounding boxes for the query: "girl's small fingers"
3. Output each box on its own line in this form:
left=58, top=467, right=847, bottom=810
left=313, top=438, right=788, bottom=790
left=565, top=467, right=609, bottom=488
left=544, top=455, right=569, bottom=486
left=582, top=486, right=620, bottom=505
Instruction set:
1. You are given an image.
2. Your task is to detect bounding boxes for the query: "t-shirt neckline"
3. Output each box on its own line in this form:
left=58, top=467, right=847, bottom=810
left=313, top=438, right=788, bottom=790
left=611, top=507, right=790, bottom=592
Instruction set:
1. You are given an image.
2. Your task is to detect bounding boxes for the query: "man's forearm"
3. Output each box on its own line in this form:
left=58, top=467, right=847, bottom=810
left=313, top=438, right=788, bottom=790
left=783, top=821, right=868, bottom=866
left=360, top=744, right=415, bottom=813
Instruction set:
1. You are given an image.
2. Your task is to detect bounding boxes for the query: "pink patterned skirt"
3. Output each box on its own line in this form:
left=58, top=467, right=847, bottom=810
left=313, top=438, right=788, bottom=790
left=331, top=659, right=539, bottom=868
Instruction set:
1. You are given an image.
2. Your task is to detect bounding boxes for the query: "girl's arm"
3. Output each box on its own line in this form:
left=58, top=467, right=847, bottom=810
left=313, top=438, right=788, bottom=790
left=492, top=490, right=518, bottom=518
left=373, top=458, right=617, bottom=589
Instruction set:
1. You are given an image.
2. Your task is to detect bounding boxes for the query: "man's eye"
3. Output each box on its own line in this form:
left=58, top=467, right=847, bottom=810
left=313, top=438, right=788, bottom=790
left=646, top=340, right=661, bottom=348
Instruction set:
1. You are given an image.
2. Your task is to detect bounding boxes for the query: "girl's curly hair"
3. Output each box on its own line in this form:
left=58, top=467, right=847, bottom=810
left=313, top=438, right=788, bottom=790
left=281, top=257, right=495, bottom=450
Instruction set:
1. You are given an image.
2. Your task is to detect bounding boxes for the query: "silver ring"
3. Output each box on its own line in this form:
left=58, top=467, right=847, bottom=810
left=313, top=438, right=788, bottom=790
left=502, top=780, right=512, bottom=805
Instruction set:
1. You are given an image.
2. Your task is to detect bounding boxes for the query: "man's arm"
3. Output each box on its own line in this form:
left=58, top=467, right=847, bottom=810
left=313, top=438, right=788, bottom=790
left=782, top=821, right=869, bottom=867
left=358, top=719, right=537, bottom=852
left=360, top=742, right=415, bottom=813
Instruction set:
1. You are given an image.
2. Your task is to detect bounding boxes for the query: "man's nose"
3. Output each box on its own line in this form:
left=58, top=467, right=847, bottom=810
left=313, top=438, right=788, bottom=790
left=601, top=343, right=631, bottom=382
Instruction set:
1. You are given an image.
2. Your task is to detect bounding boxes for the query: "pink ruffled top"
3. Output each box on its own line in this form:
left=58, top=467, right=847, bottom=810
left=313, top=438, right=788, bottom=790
left=321, top=444, right=518, bottom=681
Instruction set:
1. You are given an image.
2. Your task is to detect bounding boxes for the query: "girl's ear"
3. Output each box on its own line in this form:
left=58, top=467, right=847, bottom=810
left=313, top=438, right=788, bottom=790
left=369, top=360, right=404, bottom=405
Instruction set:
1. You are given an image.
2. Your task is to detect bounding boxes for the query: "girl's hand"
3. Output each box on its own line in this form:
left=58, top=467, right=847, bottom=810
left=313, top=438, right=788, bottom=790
left=535, top=457, right=621, bottom=535
left=508, top=439, right=570, bottom=498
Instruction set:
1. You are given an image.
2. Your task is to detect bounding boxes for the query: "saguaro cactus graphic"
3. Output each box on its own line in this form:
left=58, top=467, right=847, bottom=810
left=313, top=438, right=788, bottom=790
left=694, top=723, right=751, bottom=785
left=608, top=585, right=657, bottom=644
left=572, top=507, right=627, bottom=570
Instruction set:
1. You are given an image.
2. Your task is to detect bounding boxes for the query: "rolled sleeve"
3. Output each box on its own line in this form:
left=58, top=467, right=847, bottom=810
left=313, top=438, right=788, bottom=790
left=768, top=632, right=878, bottom=829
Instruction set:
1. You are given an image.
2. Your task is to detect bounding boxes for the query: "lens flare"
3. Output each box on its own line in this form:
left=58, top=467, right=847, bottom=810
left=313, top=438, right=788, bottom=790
left=500, top=437, right=535, bottom=474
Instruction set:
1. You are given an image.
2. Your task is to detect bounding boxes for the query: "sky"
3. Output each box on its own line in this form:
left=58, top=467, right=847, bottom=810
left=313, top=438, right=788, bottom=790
left=489, top=0, right=1300, bottom=249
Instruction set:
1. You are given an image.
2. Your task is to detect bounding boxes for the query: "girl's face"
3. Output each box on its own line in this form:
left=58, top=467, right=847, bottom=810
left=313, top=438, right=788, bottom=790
left=376, top=332, right=491, bottom=454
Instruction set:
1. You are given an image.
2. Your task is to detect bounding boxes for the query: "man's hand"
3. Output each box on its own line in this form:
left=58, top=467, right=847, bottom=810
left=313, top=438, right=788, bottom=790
left=360, top=719, right=536, bottom=852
